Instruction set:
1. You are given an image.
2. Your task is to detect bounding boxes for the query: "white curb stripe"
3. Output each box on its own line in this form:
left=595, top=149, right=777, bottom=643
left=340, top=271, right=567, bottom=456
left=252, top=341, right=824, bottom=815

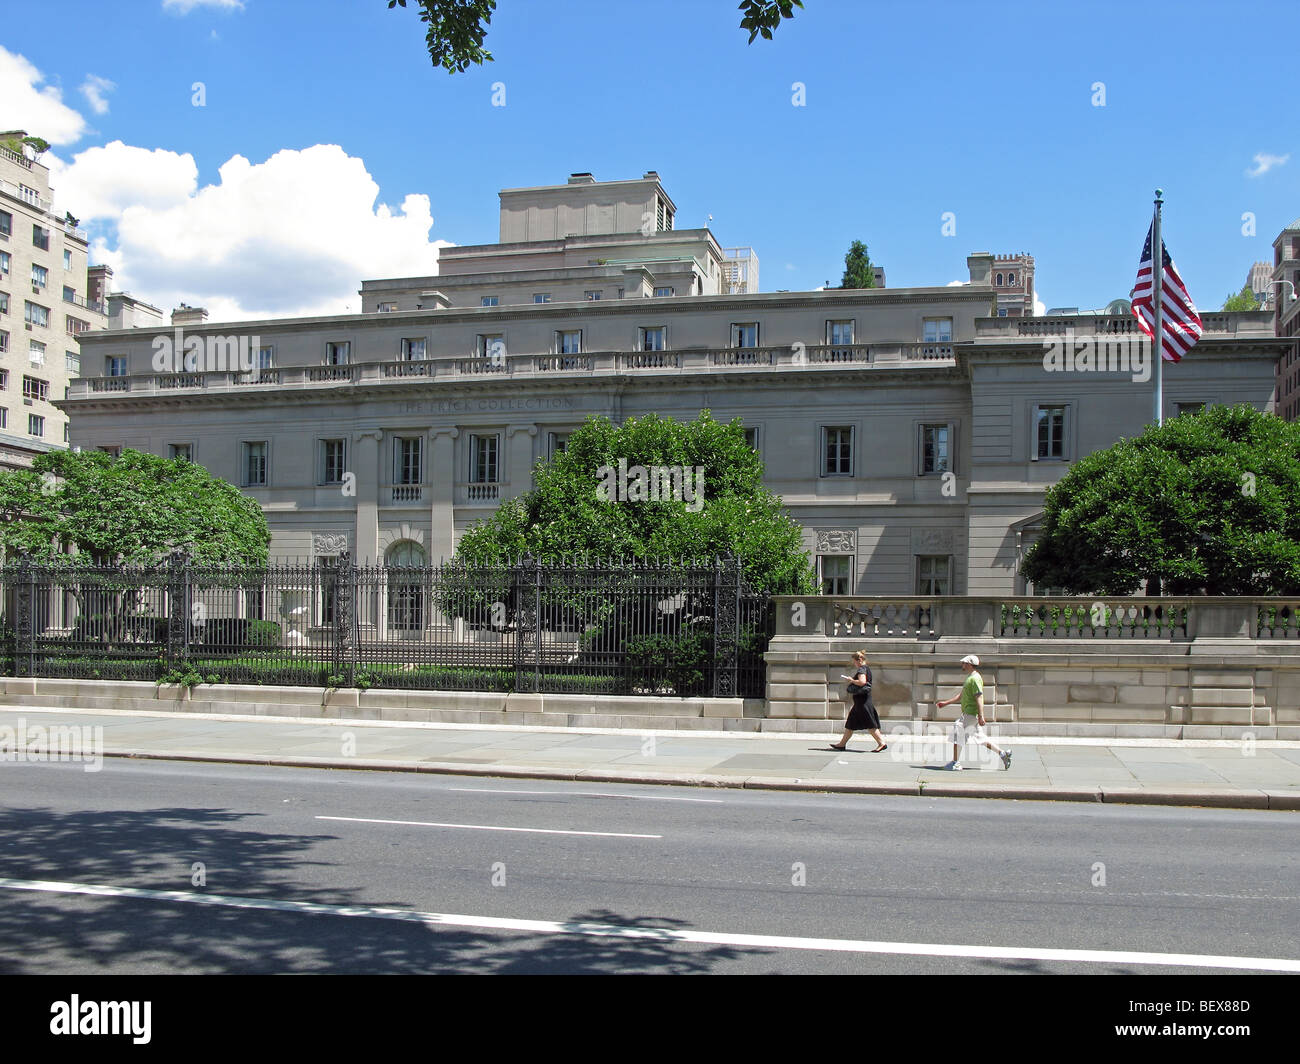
left=2, top=876, right=1298, bottom=971
left=315, top=814, right=662, bottom=838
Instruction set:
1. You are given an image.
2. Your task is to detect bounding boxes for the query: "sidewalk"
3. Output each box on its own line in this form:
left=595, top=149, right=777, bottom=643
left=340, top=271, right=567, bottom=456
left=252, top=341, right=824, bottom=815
left=2, top=705, right=1299, bottom=810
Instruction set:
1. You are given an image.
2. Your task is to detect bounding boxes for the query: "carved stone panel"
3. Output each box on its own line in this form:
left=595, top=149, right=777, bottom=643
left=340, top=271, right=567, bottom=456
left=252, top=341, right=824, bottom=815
left=313, top=532, right=350, bottom=556
left=815, top=529, right=856, bottom=553
left=911, top=528, right=957, bottom=552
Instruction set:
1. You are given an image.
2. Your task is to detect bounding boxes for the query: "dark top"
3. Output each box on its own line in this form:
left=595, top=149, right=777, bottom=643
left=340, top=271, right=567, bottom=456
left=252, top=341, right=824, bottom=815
left=845, top=666, right=881, bottom=732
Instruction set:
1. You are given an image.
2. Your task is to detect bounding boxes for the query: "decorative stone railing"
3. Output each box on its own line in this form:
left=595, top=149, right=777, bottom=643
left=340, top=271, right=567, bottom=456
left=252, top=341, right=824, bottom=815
left=63, top=342, right=961, bottom=399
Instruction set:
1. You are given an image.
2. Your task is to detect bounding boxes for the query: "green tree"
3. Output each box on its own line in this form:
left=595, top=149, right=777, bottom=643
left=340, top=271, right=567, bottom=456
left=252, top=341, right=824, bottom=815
left=1221, top=284, right=1261, bottom=312
left=839, top=240, right=876, bottom=289
left=387, top=0, right=803, bottom=73
left=1020, top=405, right=1300, bottom=595
left=0, top=448, right=269, bottom=566
left=453, top=411, right=816, bottom=595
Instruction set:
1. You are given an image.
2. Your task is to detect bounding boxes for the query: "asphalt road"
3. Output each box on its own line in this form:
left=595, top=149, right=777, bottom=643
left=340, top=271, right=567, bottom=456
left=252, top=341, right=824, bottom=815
left=1, top=758, right=1298, bottom=975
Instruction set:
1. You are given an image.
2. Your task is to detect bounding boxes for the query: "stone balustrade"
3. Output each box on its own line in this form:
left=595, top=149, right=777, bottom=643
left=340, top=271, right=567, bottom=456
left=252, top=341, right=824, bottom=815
left=766, top=596, right=1300, bottom=738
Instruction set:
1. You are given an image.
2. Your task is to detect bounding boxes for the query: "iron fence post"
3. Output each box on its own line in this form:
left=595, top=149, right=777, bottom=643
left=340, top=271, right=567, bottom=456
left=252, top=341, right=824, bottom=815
left=334, top=550, right=356, bottom=687
left=15, top=554, right=34, bottom=678
left=167, top=550, right=189, bottom=668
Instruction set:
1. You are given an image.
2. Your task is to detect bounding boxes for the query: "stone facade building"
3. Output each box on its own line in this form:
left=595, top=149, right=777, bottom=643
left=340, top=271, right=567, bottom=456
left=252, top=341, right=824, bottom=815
left=64, top=175, right=1290, bottom=594
left=0, top=133, right=107, bottom=469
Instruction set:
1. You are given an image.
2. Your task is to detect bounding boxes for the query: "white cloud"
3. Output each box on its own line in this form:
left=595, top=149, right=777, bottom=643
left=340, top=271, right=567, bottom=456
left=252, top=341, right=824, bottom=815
left=946, top=279, right=969, bottom=286
left=79, top=75, right=116, bottom=116
left=48, top=141, right=199, bottom=219
left=162, top=0, right=245, bottom=13
left=67, top=143, right=452, bottom=321
left=1033, top=295, right=1046, bottom=316
left=1246, top=152, right=1289, bottom=178
left=0, top=45, right=87, bottom=145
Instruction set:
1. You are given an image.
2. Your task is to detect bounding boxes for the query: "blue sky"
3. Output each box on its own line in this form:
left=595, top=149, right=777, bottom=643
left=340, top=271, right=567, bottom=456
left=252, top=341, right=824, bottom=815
left=3, top=0, right=1297, bottom=319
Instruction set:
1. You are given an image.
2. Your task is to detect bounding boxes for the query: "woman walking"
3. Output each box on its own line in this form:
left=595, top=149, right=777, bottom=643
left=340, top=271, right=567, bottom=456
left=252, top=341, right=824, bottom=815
left=830, top=650, right=887, bottom=752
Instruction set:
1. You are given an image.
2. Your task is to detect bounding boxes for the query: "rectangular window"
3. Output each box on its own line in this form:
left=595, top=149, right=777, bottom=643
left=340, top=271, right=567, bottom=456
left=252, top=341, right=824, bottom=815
left=477, top=334, right=505, bottom=361
left=31, top=264, right=47, bottom=288
left=0, top=408, right=7, bottom=428
left=480, top=296, right=499, bottom=307
left=822, top=426, right=853, bottom=476
left=639, top=326, right=666, bottom=351
left=377, top=302, right=398, bottom=313
left=827, top=320, right=854, bottom=358
left=0, top=369, right=8, bottom=390
left=916, top=555, right=951, bottom=595
left=533, top=293, right=551, bottom=304
left=243, top=441, right=267, bottom=486
left=256, top=346, right=274, bottom=370
left=318, top=555, right=339, bottom=626
left=819, top=556, right=851, bottom=595
left=106, top=356, right=127, bottom=376
left=0, top=210, right=10, bottom=237
left=470, top=434, right=499, bottom=483
left=731, top=322, right=759, bottom=348
left=394, top=436, right=423, bottom=485
left=22, top=376, right=48, bottom=402
left=28, top=414, right=44, bottom=437
left=549, top=432, right=569, bottom=459
left=63, top=249, right=72, bottom=270
left=169, top=443, right=192, bottom=461
left=654, top=286, right=674, bottom=298
left=325, top=341, right=350, bottom=365
left=1176, top=402, right=1204, bottom=416
left=584, top=290, right=602, bottom=301
left=63, top=284, right=75, bottom=303
left=0, top=251, right=9, bottom=274
left=320, top=439, right=346, bottom=484
left=921, top=424, right=950, bottom=474
left=1035, top=405, right=1067, bottom=460
left=401, top=337, right=426, bottom=360
left=32, top=225, right=49, bottom=252
left=24, top=301, right=49, bottom=327
left=744, top=427, right=760, bottom=451
left=28, top=340, right=45, bottom=365
left=66, top=315, right=89, bottom=335
left=557, top=330, right=582, bottom=355
left=0, top=331, right=7, bottom=354
left=0, top=292, right=8, bottom=314
left=923, top=318, right=953, bottom=343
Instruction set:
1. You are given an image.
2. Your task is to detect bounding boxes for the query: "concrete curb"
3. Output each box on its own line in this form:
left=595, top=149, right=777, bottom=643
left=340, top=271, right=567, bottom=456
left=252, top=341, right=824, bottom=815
left=97, top=748, right=1300, bottom=811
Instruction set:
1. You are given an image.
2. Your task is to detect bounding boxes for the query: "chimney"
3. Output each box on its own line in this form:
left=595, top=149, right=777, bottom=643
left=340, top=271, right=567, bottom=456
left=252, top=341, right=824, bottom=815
left=567, top=172, right=595, bottom=184
left=171, top=303, right=209, bottom=326
left=967, top=253, right=994, bottom=286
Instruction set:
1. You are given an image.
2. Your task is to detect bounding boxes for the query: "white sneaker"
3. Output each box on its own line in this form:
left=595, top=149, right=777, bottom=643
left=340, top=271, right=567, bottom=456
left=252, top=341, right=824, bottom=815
left=946, top=760, right=964, bottom=771
left=1001, top=749, right=1013, bottom=770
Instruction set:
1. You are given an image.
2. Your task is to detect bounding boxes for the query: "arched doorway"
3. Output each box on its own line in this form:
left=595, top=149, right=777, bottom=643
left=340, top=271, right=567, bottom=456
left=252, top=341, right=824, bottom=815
left=384, top=541, right=427, bottom=634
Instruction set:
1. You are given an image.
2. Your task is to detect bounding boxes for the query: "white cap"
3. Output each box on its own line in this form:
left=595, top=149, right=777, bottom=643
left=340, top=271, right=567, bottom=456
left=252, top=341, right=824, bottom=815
left=960, top=654, right=980, bottom=666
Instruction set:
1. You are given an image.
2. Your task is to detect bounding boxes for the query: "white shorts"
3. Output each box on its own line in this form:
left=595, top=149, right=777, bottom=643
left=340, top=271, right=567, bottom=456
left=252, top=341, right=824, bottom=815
left=949, top=714, right=986, bottom=746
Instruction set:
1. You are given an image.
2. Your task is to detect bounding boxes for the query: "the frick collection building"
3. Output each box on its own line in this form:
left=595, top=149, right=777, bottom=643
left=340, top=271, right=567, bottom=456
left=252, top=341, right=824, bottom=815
left=63, top=172, right=1290, bottom=596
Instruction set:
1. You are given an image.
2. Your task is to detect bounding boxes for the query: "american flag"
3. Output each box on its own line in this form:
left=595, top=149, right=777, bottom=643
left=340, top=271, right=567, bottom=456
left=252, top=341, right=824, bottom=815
left=1131, top=222, right=1202, bottom=362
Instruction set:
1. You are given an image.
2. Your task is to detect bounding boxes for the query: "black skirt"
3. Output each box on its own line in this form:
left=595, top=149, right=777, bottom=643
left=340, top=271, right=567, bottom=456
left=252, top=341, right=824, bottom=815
left=845, top=691, right=881, bottom=732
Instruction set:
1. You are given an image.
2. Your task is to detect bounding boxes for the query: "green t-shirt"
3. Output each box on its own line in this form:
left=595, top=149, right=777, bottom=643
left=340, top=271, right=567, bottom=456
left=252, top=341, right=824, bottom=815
left=959, top=671, right=984, bottom=715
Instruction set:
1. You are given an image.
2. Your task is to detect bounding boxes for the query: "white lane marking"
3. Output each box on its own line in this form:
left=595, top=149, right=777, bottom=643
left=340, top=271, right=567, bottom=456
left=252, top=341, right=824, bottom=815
left=445, top=786, right=723, bottom=803
left=1, top=876, right=1297, bottom=972
left=315, top=815, right=661, bottom=839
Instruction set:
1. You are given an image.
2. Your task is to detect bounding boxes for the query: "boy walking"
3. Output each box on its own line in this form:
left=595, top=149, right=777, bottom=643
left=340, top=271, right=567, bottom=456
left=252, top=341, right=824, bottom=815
left=936, top=655, right=1012, bottom=771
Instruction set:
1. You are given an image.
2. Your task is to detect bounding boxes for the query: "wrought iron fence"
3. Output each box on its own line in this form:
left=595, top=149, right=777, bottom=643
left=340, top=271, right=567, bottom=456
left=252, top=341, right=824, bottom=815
left=0, top=555, right=773, bottom=698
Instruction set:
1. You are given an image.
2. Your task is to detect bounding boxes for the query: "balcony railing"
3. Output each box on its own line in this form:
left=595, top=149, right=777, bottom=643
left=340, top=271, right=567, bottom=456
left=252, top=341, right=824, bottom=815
left=459, top=482, right=500, bottom=504
left=0, top=145, right=33, bottom=170
left=391, top=485, right=423, bottom=503
left=63, top=290, right=107, bottom=315
left=62, top=342, right=963, bottom=399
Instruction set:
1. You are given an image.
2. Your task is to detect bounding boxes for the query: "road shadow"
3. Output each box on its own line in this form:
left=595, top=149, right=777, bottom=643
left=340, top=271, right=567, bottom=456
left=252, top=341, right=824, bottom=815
left=0, top=804, right=753, bottom=974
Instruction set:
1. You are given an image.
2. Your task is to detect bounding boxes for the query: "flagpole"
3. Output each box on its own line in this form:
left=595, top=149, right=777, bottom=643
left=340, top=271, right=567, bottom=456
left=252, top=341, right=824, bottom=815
left=1152, top=189, right=1164, bottom=426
